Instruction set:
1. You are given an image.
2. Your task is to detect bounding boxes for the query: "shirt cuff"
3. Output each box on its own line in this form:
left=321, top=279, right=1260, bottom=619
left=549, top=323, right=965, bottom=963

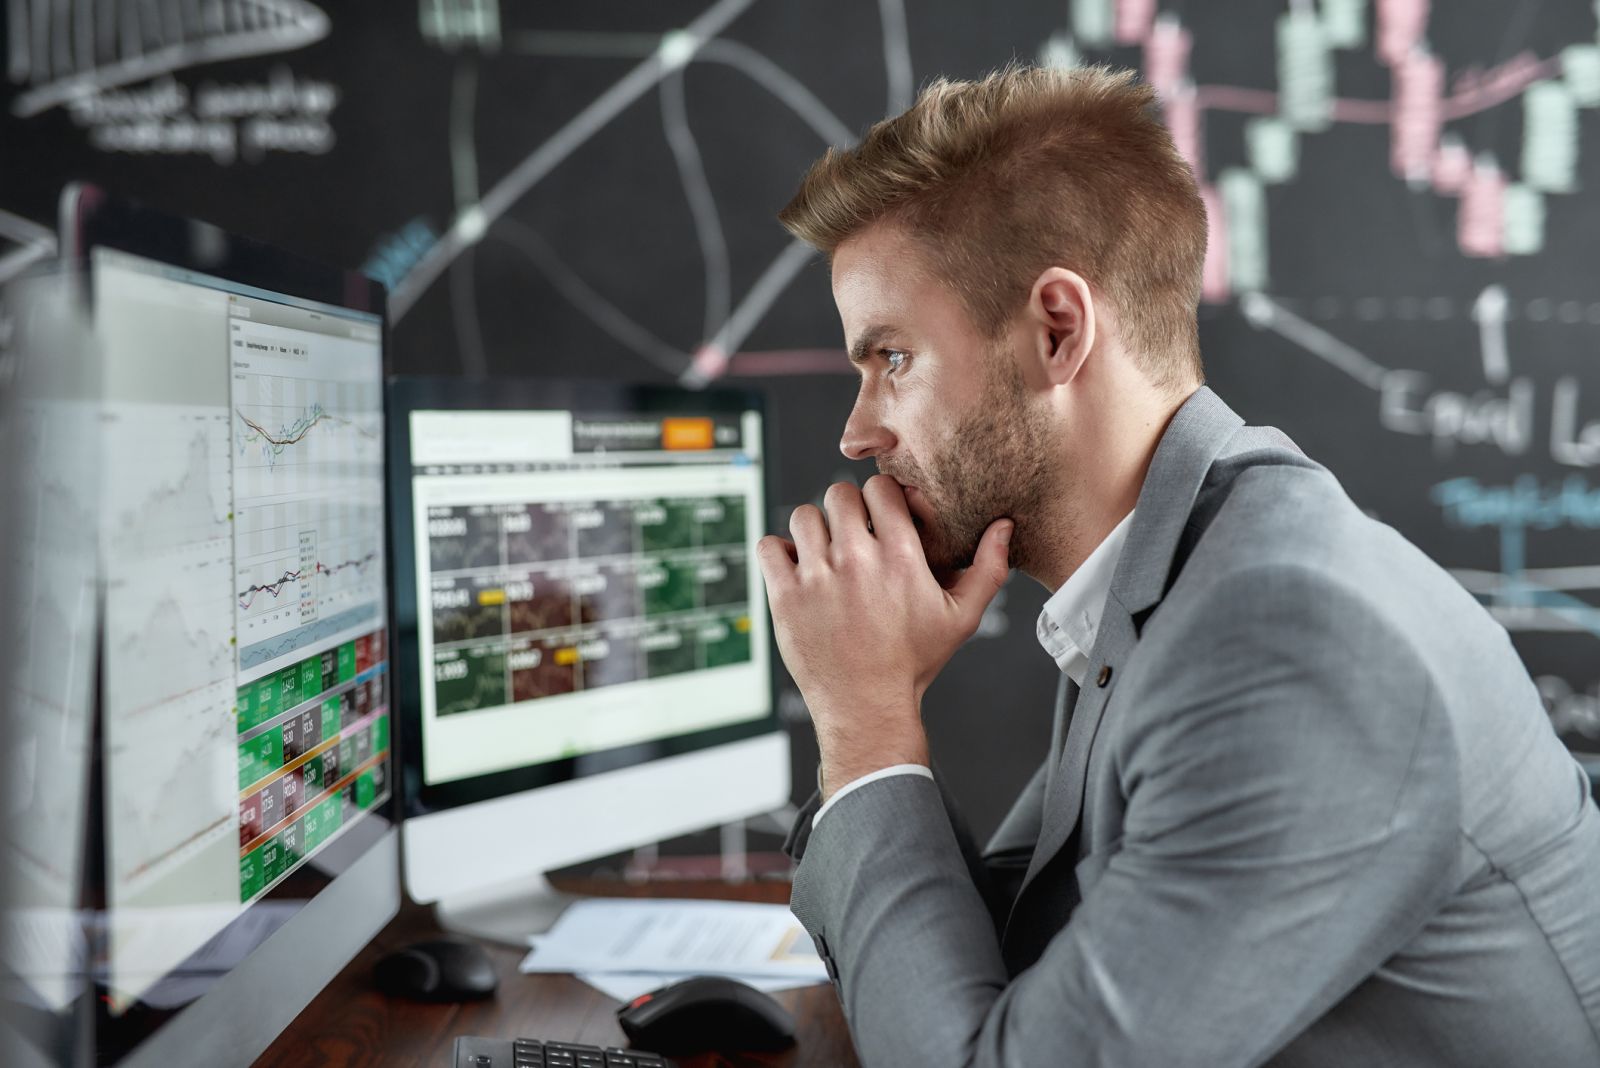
left=812, top=764, right=934, bottom=827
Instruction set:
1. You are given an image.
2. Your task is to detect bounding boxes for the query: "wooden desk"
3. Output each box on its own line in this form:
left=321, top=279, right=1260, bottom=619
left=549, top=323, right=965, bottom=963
left=255, top=879, right=860, bottom=1068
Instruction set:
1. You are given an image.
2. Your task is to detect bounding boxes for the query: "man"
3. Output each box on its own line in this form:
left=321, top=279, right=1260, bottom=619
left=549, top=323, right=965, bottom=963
left=756, top=65, right=1600, bottom=1066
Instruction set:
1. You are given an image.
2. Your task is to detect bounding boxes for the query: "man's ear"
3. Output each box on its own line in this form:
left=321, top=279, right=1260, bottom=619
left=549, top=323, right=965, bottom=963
left=1028, top=268, right=1096, bottom=387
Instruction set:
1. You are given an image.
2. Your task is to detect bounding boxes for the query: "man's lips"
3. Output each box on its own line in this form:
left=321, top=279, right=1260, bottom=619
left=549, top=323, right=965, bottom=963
left=894, top=482, right=930, bottom=526
left=876, top=472, right=928, bottom=525
left=882, top=476, right=917, bottom=499
left=879, top=471, right=916, bottom=493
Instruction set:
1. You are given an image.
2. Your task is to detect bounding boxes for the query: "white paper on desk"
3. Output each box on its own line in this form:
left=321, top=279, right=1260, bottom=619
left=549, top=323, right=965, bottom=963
left=519, top=899, right=828, bottom=981
left=574, top=971, right=821, bottom=1003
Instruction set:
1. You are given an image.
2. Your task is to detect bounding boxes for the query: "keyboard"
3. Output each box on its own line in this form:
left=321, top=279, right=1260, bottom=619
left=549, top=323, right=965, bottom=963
left=453, top=1036, right=674, bottom=1068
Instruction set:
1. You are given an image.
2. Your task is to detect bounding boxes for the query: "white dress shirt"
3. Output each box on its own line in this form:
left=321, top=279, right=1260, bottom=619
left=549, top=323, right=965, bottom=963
left=1035, top=509, right=1135, bottom=687
left=813, top=510, right=1136, bottom=827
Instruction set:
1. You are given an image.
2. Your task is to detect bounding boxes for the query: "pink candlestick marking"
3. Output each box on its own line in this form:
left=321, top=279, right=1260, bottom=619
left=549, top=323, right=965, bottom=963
left=1144, top=16, right=1192, bottom=100
left=1200, top=184, right=1230, bottom=303
left=1377, top=0, right=1429, bottom=67
left=1115, top=0, right=1157, bottom=46
left=1458, top=161, right=1506, bottom=258
left=1391, top=47, right=1443, bottom=181
left=1164, top=87, right=1204, bottom=181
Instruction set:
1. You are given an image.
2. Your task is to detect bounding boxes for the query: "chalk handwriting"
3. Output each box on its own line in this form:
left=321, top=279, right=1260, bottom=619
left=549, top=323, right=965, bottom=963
left=62, top=66, right=337, bottom=165
left=1432, top=475, right=1600, bottom=530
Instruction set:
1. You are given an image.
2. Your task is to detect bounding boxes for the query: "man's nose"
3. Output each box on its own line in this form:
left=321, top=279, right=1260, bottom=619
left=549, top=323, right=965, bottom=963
left=840, top=396, right=895, bottom=460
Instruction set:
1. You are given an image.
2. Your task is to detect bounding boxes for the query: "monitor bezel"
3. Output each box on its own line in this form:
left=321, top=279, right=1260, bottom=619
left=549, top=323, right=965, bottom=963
left=61, top=182, right=386, bottom=324
left=386, top=374, right=780, bottom=820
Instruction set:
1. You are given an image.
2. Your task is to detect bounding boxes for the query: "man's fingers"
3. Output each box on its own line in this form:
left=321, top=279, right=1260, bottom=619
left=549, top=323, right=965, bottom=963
left=761, top=534, right=798, bottom=564
left=789, top=503, right=830, bottom=560
left=756, top=535, right=798, bottom=590
left=822, top=482, right=871, bottom=548
left=949, top=518, right=1013, bottom=621
left=861, top=475, right=919, bottom=548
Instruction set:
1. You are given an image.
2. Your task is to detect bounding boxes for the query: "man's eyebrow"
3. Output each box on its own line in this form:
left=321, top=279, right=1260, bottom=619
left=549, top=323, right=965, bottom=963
left=847, top=325, right=897, bottom=365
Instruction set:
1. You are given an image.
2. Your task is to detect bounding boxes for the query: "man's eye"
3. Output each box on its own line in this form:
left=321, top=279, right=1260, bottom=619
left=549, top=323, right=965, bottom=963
left=884, top=350, right=909, bottom=376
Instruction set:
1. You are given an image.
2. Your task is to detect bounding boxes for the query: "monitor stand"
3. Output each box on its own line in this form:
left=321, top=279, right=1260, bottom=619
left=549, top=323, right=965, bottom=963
left=434, top=873, right=578, bottom=947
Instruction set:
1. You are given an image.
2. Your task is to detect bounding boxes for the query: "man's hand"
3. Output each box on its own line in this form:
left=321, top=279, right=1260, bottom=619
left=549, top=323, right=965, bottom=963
left=756, top=475, right=1012, bottom=798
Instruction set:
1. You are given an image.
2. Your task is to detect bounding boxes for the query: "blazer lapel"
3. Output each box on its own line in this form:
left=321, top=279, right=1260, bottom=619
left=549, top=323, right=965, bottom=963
left=1014, top=607, right=1135, bottom=902
left=1009, top=387, right=1245, bottom=910
left=1043, top=673, right=1077, bottom=797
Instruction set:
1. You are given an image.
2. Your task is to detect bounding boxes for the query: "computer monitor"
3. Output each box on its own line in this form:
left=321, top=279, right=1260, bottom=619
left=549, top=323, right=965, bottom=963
left=388, top=377, right=790, bottom=940
left=4, top=185, right=398, bottom=1066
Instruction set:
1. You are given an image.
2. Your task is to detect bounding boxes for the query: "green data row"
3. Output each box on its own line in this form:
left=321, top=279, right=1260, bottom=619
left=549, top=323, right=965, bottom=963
left=236, top=630, right=385, bottom=733
left=239, top=708, right=388, bottom=793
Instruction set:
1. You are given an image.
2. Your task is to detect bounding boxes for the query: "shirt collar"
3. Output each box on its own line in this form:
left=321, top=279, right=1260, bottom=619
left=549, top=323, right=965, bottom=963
left=1035, top=510, right=1135, bottom=684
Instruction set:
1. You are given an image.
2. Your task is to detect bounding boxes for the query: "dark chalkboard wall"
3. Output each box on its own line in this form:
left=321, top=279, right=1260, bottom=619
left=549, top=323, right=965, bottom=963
left=4, top=0, right=1598, bottom=835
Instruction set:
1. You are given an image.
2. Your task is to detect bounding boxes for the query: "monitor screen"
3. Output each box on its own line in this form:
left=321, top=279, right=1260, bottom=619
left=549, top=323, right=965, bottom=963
left=90, top=243, right=391, bottom=1021
left=390, top=380, right=774, bottom=808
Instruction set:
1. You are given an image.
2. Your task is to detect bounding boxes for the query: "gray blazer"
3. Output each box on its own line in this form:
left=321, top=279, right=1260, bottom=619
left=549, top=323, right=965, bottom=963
left=787, top=387, right=1600, bottom=1066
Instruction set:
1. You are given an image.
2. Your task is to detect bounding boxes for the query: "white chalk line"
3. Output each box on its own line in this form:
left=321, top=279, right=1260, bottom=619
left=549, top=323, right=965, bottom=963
left=1240, top=290, right=1391, bottom=390
left=388, top=0, right=761, bottom=321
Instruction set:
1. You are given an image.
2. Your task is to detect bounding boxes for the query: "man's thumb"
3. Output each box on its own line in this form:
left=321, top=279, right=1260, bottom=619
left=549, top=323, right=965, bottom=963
left=951, top=518, right=1013, bottom=614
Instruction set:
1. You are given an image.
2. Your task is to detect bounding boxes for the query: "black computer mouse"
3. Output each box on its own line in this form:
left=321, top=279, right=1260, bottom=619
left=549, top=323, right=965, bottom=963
left=372, top=937, right=497, bottom=1002
left=616, top=974, right=797, bottom=1054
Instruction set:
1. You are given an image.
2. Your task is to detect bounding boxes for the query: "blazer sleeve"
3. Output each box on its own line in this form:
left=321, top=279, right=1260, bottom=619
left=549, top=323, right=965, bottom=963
left=788, top=565, right=1461, bottom=1067
left=788, top=759, right=1050, bottom=938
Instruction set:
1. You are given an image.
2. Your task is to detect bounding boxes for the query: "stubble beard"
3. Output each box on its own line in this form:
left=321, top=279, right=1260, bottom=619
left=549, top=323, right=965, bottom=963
left=878, top=350, right=1056, bottom=575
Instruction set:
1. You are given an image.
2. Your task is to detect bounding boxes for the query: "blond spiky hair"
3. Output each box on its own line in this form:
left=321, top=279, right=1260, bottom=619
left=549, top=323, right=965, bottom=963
left=779, top=64, right=1207, bottom=389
